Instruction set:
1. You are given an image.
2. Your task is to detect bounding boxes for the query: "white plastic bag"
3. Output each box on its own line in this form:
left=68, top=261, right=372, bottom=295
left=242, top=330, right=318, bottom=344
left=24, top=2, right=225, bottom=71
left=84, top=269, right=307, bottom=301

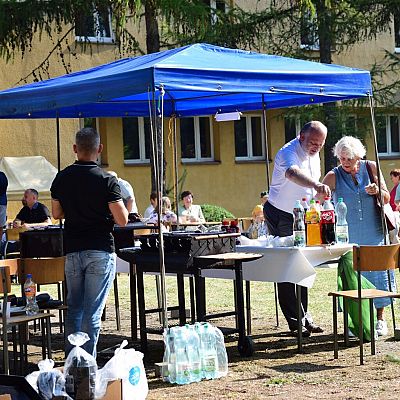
left=64, top=332, right=97, bottom=400
left=95, top=340, right=148, bottom=400
left=26, top=359, right=72, bottom=400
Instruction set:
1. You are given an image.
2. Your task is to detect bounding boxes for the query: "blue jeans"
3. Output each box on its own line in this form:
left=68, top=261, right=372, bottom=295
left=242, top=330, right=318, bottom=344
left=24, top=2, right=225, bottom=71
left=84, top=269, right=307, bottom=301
left=65, top=250, right=116, bottom=358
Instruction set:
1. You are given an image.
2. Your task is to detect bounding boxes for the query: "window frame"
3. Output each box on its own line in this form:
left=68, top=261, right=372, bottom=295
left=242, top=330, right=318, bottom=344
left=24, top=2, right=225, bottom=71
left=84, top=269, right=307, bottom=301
left=75, top=5, right=114, bottom=44
left=180, top=116, right=214, bottom=163
left=377, top=114, right=400, bottom=157
left=394, top=13, right=400, bottom=53
left=234, top=114, right=265, bottom=161
left=123, top=117, right=151, bottom=165
left=300, top=11, right=319, bottom=51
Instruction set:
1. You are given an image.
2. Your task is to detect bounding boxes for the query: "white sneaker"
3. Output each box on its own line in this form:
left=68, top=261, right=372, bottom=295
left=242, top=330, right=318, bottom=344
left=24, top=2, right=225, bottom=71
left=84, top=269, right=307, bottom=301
left=376, top=320, right=388, bottom=336
left=347, top=328, right=356, bottom=338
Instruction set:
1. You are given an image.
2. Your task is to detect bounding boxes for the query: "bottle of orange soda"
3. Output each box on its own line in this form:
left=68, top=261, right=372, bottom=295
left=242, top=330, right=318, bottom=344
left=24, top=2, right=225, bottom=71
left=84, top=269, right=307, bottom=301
left=305, top=199, right=322, bottom=246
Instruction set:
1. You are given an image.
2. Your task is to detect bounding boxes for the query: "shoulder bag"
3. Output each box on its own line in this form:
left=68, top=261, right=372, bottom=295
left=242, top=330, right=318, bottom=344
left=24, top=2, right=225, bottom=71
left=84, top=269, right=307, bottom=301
left=365, top=160, right=396, bottom=231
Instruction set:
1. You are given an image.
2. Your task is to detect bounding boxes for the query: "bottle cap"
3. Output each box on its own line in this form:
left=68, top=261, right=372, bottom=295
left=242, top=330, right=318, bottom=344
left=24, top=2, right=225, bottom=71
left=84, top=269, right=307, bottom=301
left=338, top=197, right=343, bottom=202
left=324, top=196, right=330, bottom=200
left=26, top=273, right=32, bottom=278
left=310, top=199, right=315, bottom=204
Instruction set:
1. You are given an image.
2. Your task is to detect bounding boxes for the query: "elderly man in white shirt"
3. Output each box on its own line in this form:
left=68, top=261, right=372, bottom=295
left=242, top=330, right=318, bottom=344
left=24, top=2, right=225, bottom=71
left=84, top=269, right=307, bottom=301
left=265, top=121, right=331, bottom=337
left=108, top=171, right=138, bottom=214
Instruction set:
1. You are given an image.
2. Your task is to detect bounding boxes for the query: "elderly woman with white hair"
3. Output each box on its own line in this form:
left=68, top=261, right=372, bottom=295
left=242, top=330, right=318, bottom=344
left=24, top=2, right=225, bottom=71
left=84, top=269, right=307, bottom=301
left=322, top=135, right=393, bottom=336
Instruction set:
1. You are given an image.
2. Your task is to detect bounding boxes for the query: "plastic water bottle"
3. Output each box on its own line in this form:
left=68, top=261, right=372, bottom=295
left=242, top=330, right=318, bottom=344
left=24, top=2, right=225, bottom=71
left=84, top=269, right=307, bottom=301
left=185, top=324, right=201, bottom=383
left=24, top=273, right=39, bottom=315
left=174, top=327, right=191, bottom=385
left=335, top=197, right=349, bottom=244
left=301, top=197, right=309, bottom=214
left=162, top=327, right=176, bottom=383
left=293, top=200, right=306, bottom=247
left=214, top=326, right=228, bottom=378
left=199, top=323, right=218, bottom=379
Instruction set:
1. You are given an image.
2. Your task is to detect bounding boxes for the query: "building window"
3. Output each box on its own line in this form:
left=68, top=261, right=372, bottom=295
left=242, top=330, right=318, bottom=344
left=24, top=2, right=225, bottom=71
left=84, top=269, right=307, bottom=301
left=395, top=13, right=400, bottom=53
left=376, top=115, right=400, bottom=156
left=234, top=115, right=265, bottom=160
left=123, top=117, right=151, bottom=163
left=203, top=0, right=228, bottom=25
left=75, top=4, right=113, bottom=43
left=180, top=117, right=214, bottom=162
left=300, top=11, right=319, bottom=50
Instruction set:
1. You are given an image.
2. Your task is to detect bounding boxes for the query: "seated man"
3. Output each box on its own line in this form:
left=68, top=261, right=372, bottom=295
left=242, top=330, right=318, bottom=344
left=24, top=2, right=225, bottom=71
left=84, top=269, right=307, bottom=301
left=13, top=188, right=52, bottom=228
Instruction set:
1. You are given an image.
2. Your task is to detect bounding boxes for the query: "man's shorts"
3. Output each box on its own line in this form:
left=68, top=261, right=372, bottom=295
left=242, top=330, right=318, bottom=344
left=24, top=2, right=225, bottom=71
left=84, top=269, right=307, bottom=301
left=0, top=205, right=6, bottom=227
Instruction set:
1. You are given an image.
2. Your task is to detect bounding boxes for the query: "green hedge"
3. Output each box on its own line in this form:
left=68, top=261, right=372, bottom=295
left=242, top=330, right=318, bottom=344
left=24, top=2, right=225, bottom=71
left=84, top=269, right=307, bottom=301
left=200, top=204, right=235, bottom=222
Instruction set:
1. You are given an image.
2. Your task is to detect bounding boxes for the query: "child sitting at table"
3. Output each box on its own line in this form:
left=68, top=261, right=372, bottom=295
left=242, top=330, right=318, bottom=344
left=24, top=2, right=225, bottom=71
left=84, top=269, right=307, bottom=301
left=148, top=196, right=177, bottom=231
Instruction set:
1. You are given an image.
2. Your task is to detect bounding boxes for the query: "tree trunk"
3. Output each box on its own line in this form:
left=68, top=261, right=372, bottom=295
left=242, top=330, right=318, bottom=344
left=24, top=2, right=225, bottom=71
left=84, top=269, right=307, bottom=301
left=316, top=0, right=337, bottom=175
left=144, top=0, right=164, bottom=193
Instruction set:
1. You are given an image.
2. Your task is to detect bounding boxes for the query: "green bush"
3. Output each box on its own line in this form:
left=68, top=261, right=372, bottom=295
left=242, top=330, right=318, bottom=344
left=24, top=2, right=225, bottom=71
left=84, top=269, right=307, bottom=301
left=200, top=204, right=235, bottom=222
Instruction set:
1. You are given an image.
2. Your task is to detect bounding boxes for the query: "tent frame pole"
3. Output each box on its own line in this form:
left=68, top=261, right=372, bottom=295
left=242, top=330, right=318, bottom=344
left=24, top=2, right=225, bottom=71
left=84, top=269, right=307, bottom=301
left=56, top=112, right=61, bottom=172
left=155, top=85, right=168, bottom=329
left=368, top=94, right=389, bottom=244
left=172, top=114, right=180, bottom=227
left=261, top=96, right=271, bottom=191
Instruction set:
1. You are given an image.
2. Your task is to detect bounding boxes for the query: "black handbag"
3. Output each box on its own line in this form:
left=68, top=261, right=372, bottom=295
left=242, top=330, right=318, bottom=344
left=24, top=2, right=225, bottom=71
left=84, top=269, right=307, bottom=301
left=365, top=161, right=396, bottom=231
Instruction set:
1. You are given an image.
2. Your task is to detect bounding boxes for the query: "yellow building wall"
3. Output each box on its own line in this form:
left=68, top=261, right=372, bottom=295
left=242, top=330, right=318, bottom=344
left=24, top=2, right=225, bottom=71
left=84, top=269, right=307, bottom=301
left=0, top=7, right=398, bottom=219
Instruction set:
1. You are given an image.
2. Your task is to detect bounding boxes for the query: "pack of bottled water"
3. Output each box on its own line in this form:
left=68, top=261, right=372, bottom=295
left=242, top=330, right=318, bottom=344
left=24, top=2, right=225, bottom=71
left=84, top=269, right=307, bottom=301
left=162, top=322, right=228, bottom=385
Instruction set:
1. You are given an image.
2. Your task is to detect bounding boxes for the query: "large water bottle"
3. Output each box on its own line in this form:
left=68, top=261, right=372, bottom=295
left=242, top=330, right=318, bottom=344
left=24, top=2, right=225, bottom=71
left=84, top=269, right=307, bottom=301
left=185, top=324, right=201, bottom=383
left=214, top=326, right=228, bottom=378
left=199, top=323, right=218, bottom=380
left=174, top=327, right=191, bottom=385
left=162, top=327, right=176, bottom=383
left=293, top=200, right=306, bottom=247
left=24, top=273, right=39, bottom=315
left=335, top=197, right=349, bottom=244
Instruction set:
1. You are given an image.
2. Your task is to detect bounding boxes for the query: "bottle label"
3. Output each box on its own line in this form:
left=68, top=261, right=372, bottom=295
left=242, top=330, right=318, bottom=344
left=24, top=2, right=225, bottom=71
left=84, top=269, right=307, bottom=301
left=305, top=209, right=320, bottom=224
left=320, top=210, right=335, bottom=224
left=336, top=225, right=349, bottom=243
left=24, top=286, right=36, bottom=298
left=204, top=357, right=216, bottom=372
left=293, top=230, right=306, bottom=247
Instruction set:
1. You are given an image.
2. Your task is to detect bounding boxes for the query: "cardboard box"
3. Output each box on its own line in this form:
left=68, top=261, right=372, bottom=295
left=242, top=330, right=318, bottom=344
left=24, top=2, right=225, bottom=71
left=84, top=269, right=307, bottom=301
left=102, top=379, right=123, bottom=400
left=56, top=368, right=122, bottom=400
left=0, top=395, right=12, bottom=400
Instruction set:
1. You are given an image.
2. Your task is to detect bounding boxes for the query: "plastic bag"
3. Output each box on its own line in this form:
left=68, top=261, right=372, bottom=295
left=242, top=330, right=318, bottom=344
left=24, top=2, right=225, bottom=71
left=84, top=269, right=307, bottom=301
left=95, top=340, right=148, bottom=400
left=64, top=332, right=97, bottom=400
left=26, top=359, right=72, bottom=400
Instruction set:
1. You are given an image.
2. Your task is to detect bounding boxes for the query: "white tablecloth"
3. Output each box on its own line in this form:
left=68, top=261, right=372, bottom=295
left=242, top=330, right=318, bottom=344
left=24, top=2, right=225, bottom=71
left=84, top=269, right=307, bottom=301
left=201, top=244, right=353, bottom=288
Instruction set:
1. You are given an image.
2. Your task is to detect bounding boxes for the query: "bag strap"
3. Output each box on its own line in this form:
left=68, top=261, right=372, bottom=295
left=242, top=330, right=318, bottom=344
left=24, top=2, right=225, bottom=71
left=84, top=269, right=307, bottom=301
left=365, top=160, right=375, bottom=185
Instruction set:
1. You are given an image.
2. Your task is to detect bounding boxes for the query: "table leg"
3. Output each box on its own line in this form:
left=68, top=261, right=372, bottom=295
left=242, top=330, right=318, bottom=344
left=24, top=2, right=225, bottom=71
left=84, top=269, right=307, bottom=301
left=136, top=269, right=148, bottom=354
left=189, top=276, right=196, bottom=324
left=129, top=262, right=138, bottom=342
left=177, top=274, right=186, bottom=325
left=235, top=261, right=253, bottom=357
left=195, top=274, right=206, bottom=322
left=296, top=284, right=302, bottom=353
left=245, top=280, right=252, bottom=335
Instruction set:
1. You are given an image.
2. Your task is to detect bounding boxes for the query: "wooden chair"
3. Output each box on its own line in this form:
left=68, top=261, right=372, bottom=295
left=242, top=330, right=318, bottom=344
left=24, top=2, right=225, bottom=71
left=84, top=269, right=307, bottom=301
left=0, top=264, right=53, bottom=374
left=328, top=244, right=400, bottom=365
left=17, top=257, right=67, bottom=333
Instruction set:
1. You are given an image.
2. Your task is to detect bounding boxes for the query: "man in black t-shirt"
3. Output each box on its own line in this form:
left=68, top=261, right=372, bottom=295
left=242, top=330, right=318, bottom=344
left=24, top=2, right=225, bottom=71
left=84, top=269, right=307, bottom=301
left=51, top=127, right=128, bottom=357
left=13, top=188, right=51, bottom=228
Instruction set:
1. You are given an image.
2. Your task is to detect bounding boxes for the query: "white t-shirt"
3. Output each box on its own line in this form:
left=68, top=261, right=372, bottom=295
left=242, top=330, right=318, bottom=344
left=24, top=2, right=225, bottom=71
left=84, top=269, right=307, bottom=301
left=118, top=178, right=138, bottom=213
left=143, top=204, right=154, bottom=219
left=268, top=138, right=321, bottom=214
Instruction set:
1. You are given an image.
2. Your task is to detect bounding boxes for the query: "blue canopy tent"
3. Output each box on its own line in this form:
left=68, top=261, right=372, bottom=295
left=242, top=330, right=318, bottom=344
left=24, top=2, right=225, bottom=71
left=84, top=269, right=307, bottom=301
left=0, top=43, right=376, bottom=337
left=0, top=43, right=372, bottom=119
